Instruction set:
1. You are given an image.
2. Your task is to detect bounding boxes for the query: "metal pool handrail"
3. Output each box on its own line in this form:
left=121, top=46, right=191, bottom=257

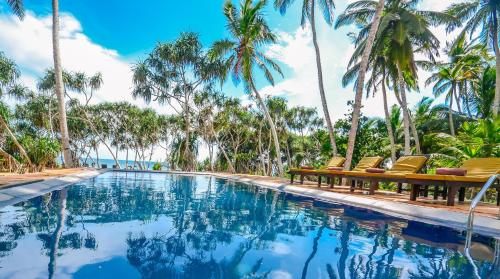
left=464, top=174, right=499, bottom=279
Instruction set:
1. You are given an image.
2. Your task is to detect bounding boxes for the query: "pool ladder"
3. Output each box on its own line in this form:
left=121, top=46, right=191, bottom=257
left=464, top=174, right=499, bottom=279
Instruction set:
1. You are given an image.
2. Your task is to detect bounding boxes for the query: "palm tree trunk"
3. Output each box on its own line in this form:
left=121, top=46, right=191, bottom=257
left=396, top=64, right=411, bottom=155
left=211, top=125, right=235, bottom=173
left=250, top=81, right=284, bottom=177
left=0, top=115, right=33, bottom=168
left=493, top=13, right=500, bottom=117
left=310, top=0, right=337, bottom=156
left=125, top=147, right=129, bottom=169
left=408, top=112, right=421, bottom=154
left=344, top=0, right=385, bottom=170
left=52, top=0, right=73, bottom=168
left=183, top=102, right=192, bottom=171
left=449, top=86, right=456, bottom=136
left=381, top=76, right=396, bottom=164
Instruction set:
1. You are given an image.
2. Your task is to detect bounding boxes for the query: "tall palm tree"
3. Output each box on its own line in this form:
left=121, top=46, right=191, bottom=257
left=6, top=0, right=24, bottom=19
left=335, top=0, right=385, bottom=169
left=51, top=0, right=73, bottom=167
left=338, top=0, right=452, bottom=158
left=446, top=0, right=500, bottom=116
left=7, top=0, right=74, bottom=167
left=273, top=0, right=339, bottom=156
left=425, top=66, right=463, bottom=136
left=210, top=0, right=285, bottom=176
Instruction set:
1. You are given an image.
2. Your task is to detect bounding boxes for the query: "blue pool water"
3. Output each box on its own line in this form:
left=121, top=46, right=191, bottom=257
left=0, top=172, right=498, bottom=279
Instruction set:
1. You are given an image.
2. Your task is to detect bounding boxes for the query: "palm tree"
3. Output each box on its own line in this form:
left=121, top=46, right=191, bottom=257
left=335, top=0, right=385, bottom=170
left=51, top=0, right=73, bottom=167
left=6, top=0, right=24, bottom=19
left=338, top=0, right=452, bottom=158
left=273, top=0, right=339, bottom=156
left=446, top=0, right=500, bottom=116
left=5, top=0, right=73, bottom=167
left=425, top=66, right=463, bottom=136
left=210, top=0, right=285, bottom=176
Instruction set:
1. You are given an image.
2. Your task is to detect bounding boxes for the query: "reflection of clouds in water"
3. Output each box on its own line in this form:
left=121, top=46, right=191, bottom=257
left=271, top=242, right=292, bottom=255
left=270, top=270, right=293, bottom=279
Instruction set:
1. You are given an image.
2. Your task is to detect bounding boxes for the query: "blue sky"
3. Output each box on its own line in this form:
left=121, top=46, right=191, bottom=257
left=0, top=0, right=461, bottom=160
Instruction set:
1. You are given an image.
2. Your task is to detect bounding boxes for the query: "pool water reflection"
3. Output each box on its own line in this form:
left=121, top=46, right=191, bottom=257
left=0, top=172, right=497, bottom=278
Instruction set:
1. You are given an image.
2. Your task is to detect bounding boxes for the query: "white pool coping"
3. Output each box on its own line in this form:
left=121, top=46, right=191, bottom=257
left=1, top=169, right=499, bottom=238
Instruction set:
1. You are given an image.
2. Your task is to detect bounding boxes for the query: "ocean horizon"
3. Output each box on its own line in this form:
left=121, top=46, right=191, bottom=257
left=78, top=158, right=166, bottom=170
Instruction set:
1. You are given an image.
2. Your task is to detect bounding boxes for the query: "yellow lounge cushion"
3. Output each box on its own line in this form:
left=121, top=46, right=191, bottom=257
left=391, top=156, right=428, bottom=174
left=327, top=157, right=346, bottom=168
left=352, top=156, right=384, bottom=172
left=406, top=173, right=490, bottom=183
left=461, top=158, right=500, bottom=178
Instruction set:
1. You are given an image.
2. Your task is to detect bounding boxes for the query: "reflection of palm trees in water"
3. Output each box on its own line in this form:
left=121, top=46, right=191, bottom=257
left=48, top=188, right=67, bottom=279
left=126, top=179, right=283, bottom=278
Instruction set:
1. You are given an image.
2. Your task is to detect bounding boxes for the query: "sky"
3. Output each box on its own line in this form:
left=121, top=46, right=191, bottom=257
left=0, top=0, right=463, bottom=162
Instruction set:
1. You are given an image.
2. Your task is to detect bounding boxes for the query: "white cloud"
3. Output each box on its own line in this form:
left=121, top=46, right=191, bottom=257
left=0, top=12, right=167, bottom=112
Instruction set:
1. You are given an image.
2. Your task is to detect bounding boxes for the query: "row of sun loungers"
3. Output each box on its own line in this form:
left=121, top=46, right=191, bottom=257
left=289, top=156, right=500, bottom=206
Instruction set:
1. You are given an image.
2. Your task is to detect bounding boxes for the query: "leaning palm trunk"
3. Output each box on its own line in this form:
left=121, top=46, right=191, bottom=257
left=344, top=0, right=385, bottom=170
left=310, top=0, right=337, bottom=156
left=0, top=115, right=33, bottom=169
left=52, top=0, right=73, bottom=168
left=396, top=65, right=411, bottom=155
left=381, top=78, right=396, bottom=164
left=250, top=81, right=284, bottom=177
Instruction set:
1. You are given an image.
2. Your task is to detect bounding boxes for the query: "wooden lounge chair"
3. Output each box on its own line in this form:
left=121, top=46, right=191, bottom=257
left=406, top=158, right=500, bottom=206
left=341, top=156, right=428, bottom=195
left=289, top=157, right=345, bottom=184
left=315, top=156, right=384, bottom=188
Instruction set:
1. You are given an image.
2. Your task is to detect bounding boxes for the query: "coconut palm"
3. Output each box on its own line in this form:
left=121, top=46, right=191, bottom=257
left=425, top=65, right=463, bottom=136
left=334, top=0, right=385, bottom=169
left=446, top=0, right=500, bottom=116
left=338, top=0, right=453, bottom=158
left=273, top=0, right=339, bottom=156
left=5, top=0, right=24, bottom=19
left=51, top=0, right=73, bottom=167
left=210, top=0, right=285, bottom=176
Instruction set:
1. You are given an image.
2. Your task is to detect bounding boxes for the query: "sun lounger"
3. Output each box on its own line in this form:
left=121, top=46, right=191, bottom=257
left=289, top=157, right=345, bottom=184
left=314, top=156, right=384, bottom=188
left=406, top=158, right=500, bottom=206
left=341, top=156, right=428, bottom=195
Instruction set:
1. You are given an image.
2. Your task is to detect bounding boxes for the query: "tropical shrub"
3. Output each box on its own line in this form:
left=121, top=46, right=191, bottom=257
left=19, top=135, right=61, bottom=171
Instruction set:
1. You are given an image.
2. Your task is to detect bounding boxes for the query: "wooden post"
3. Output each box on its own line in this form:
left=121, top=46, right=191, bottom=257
left=447, top=186, right=458, bottom=206
left=410, top=184, right=420, bottom=201
left=369, top=181, right=378, bottom=195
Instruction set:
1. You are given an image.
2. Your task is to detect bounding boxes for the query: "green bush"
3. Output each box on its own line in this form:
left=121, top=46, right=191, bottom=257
left=19, top=135, right=61, bottom=170
left=152, top=162, right=162, bottom=171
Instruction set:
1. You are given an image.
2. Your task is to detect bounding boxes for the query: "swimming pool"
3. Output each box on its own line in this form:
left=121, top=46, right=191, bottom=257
left=0, top=171, right=497, bottom=278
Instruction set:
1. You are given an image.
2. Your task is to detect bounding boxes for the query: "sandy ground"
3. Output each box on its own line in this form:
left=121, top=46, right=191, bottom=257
left=1, top=169, right=498, bottom=218
left=0, top=168, right=93, bottom=188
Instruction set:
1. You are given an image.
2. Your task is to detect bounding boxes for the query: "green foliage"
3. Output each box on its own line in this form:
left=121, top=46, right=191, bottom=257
left=152, top=162, right=162, bottom=171
left=19, top=135, right=61, bottom=170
